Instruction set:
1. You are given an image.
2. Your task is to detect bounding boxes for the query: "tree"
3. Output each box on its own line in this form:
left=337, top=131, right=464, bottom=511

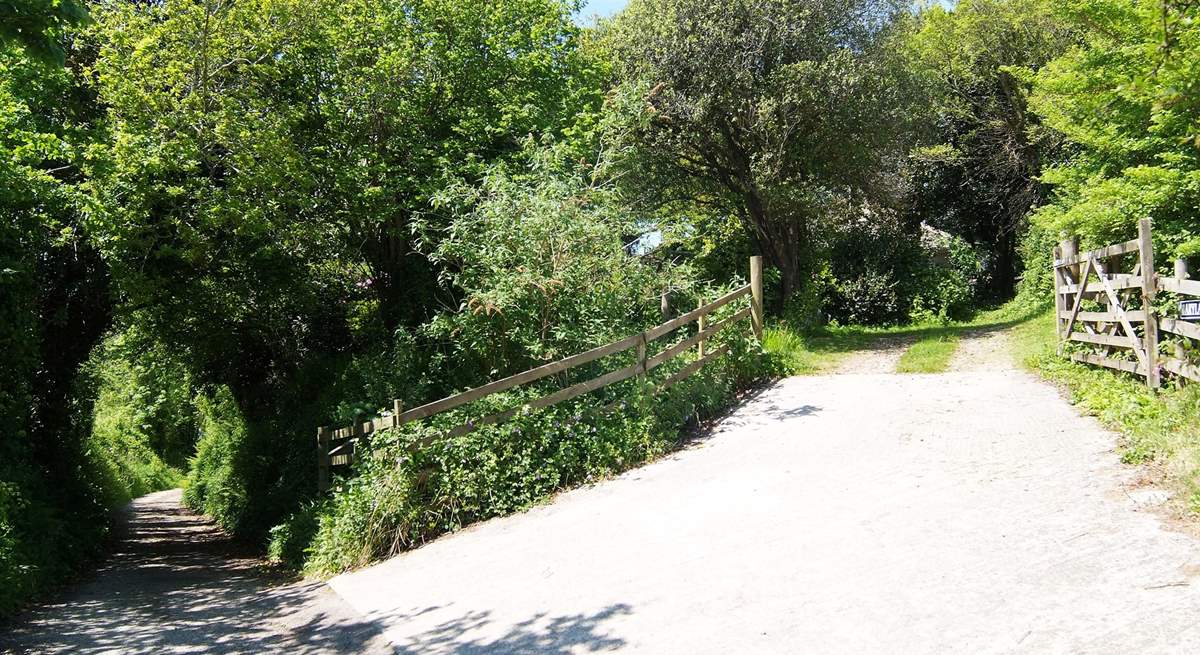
left=905, top=0, right=1076, bottom=300
left=427, top=141, right=687, bottom=377
left=0, top=5, right=112, bottom=613
left=0, top=0, right=89, bottom=64
left=316, top=0, right=605, bottom=333
left=88, top=0, right=605, bottom=536
left=1029, top=0, right=1200, bottom=258
left=603, top=0, right=915, bottom=302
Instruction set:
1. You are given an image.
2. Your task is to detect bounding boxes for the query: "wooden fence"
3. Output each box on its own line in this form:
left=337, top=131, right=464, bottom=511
left=1054, top=218, right=1200, bottom=388
left=316, top=256, right=766, bottom=492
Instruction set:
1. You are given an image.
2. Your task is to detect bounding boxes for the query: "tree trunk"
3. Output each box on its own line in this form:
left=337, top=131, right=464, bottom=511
left=742, top=192, right=807, bottom=310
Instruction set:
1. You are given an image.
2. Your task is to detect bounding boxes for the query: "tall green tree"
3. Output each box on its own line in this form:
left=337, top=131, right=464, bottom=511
left=88, top=0, right=605, bottom=536
left=1029, top=0, right=1200, bottom=258
left=603, top=0, right=915, bottom=302
left=0, top=0, right=88, bottom=64
left=906, top=0, right=1075, bottom=299
left=0, top=2, right=113, bottom=614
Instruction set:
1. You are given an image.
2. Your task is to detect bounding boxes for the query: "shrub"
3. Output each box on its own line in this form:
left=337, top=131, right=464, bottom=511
left=425, top=141, right=692, bottom=376
left=832, top=270, right=905, bottom=325
left=816, top=209, right=984, bottom=325
left=909, top=227, right=981, bottom=323
left=819, top=210, right=924, bottom=326
left=274, top=301, right=771, bottom=575
left=1012, top=218, right=1058, bottom=313
left=183, top=387, right=252, bottom=532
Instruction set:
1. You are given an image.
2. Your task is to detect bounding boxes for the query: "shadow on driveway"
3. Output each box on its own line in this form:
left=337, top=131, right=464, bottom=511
left=0, top=489, right=392, bottom=654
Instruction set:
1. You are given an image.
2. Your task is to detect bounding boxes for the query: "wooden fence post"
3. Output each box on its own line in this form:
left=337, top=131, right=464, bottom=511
left=1053, top=244, right=1064, bottom=343
left=750, top=256, right=764, bottom=341
left=636, top=333, right=649, bottom=393
left=661, top=291, right=671, bottom=321
left=697, top=297, right=707, bottom=359
left=316, top=427, right=331, bottom=493
left=1139, top=218, right=1160, bottom=389
left=393, top=399, right=404, bottom=428
left=1176, top=257, right=1190, bottom=371
left=1056, top=237, right=1078, bottom=353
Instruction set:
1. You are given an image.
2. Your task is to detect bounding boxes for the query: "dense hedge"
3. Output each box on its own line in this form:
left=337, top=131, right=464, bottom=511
left=269, top=312, right=775, bottom=575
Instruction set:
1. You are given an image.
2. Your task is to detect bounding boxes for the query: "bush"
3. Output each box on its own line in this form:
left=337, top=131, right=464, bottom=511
left=818, top=210, right=924, bottom=326
left=0, top=392, right=111, bottom=618
left=1011, top=218, right=1058, bottom=313
left=183, top=387, right=253, bottom=532
left=817, top=210, right=982, bottom=326
left=273, top=298, right=772, bottom=575
left=832, top=270, right=905, bottom=325
left=426, top=141, right=692, bottom=375
left=909, top=227, right=981, bottom=323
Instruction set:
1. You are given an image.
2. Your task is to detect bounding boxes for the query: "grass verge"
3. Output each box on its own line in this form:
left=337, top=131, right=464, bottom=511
left=896, top=334, right=960, bottom=373
left=764, top=302, right=1042, bottom=375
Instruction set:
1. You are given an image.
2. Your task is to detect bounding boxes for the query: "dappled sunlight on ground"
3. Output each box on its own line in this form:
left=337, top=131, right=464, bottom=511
left=0, top=489, right=391, bottom=654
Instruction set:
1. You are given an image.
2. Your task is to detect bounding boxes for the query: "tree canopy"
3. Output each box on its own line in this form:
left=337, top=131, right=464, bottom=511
left=603, top=0, right=917, bottom=302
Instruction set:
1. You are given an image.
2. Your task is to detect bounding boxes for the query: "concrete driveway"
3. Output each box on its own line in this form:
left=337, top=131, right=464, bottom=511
left=331, top=369, right=1200, bottom=654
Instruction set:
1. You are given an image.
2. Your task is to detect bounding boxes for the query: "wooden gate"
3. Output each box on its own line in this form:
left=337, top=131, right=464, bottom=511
left=1055, top=218, right=1200, bottom=388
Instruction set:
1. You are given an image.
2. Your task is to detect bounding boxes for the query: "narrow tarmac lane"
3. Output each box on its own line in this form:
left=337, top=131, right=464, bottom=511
left=0, top=489, right=392, bottom=654
left=331, top=368, right=1200, bottom=654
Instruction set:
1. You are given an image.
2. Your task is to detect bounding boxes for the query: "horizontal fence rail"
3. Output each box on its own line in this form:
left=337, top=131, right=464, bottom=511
left=1054, top=219, right=1198, bottom=390
left=317, top=256, right=766, bottom=492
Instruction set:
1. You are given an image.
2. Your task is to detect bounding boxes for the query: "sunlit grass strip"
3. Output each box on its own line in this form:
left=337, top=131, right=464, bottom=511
left=895, top=334, right=960, bottom=373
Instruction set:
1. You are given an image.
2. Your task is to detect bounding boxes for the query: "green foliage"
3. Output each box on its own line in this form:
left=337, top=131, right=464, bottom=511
left=91, top=330, right=197, bottom=468
left=1029, top=0, right=1200, bottom=255
left=1012, top=218, right=1060, bottom=312
left=0, top=22, right=116, bottom=615
left=905, top=0, right=1075, bottom=299
left=816, top=212, right=980, bottom=326
left=16, top=0, right=1200, bottom=617
left=819, top=210, right=921, bottom=325
left=264, top=135, right=774, bottom=573
left=0, top=0, right=89, bottom=64
left=183, top=387, right=252, bottom=532
left=88, top=0, right=604, bottom=543
left=281, top=323, right=768, bottom=575
left=83, top=331, right=193, bottom=506
left=603, top=0, right=919, bottom=301
left=909, top=228, right=983, bottom=323
left=426, top=142, right=688, bottom=377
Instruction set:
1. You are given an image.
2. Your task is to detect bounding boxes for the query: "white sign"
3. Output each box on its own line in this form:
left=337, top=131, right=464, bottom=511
left=1182, top=300, right=1200, bottom=321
